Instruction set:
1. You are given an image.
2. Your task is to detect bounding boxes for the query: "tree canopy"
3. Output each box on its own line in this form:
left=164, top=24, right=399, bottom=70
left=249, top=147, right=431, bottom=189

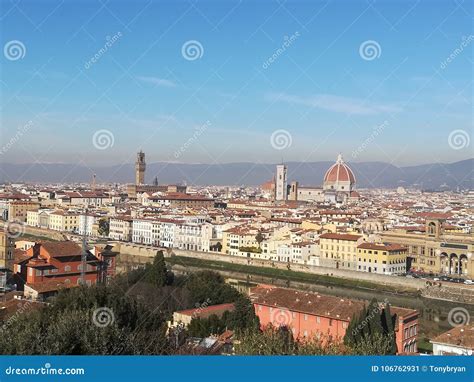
left=344, top=298, right=397, bottom=355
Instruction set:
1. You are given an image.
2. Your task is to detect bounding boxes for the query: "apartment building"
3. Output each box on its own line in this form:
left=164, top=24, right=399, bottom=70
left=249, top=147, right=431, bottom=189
left=274, top=242, right=318, bottom=264
left=319, top=232, right=364, bottom=270
left=175, top=222, right=213, bottom=252
left=0, top=199, right=39, bottom=222
left=356, top=242, right=407, bottom=275
left=109, top=216, right=133, bottom=242
left=48, top=210, right=80, bottom=232
left=132, top=218, right=159, bottom=246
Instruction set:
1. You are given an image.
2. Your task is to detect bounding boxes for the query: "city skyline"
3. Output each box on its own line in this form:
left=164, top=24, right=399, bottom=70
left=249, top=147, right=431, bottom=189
left=1, top=0, right=472, bottom=167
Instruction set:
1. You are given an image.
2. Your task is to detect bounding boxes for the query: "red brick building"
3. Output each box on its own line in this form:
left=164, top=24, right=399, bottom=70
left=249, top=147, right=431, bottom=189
left=14, top=241, right=101, bottom=289
left=250, top=285, right=419, bottom=354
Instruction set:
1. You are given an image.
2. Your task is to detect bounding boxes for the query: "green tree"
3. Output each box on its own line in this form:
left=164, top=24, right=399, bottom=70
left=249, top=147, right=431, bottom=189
left=234, top=326, right=297, bottom=355
left=183, top=271, right=240, bottom=305
left=97, top=218, right=110, bottom=236
left=343, top=299, right=397, bottom=355
left=381, top=304, right=397, bottom=354
left=255, top=232, right=264, bottom=248
left=0, top=285, right=169, bottom=355
left=145, top=251, right=168, bottom=287
left=226, top=295, right=260, bottom=331
left=234, top=326, right=347, bottom=355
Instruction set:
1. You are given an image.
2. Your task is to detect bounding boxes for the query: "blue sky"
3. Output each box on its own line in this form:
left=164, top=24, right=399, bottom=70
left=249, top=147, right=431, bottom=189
left=1, top=0, right=472, bottom=167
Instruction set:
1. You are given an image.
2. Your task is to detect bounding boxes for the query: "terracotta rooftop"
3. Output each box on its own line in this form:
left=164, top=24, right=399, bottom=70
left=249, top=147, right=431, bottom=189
left=357, top=242, right=406, bottom=252
left=431, top=325, right=474, bottom=349
left=175, top=303, right=235, bottom=318
left=319, top=233, right=362, bottom=241
left=250, top=286, right=365, bottom=321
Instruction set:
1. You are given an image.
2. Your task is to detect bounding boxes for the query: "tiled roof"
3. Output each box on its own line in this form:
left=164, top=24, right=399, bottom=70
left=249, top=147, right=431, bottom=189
left=319, top=233, right=362, bottom=241
left=250, top=286, right=365, bottom=321
left=431, top=325, right=474, bottom=349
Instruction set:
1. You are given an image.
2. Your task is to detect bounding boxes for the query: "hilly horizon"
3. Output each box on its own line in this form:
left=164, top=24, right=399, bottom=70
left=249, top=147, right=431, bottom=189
left=0, top=158, right=472, bottom=190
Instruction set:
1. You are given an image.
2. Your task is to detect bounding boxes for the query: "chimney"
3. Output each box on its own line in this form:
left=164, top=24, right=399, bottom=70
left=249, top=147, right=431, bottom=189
left=32, top=243, right=41, bottom=258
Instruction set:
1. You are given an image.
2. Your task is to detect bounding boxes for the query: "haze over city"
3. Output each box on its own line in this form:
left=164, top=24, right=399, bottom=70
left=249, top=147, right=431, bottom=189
left=1, top=1, right=472, bottom=168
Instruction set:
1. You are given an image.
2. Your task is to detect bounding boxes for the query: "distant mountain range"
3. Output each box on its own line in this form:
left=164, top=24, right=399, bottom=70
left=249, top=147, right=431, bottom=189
left=1, top=158, right=473, bottom=190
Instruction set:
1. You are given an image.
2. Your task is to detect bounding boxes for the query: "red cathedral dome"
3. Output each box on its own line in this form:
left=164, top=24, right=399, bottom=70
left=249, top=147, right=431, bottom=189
left=324, top=154, right=356, bottom=183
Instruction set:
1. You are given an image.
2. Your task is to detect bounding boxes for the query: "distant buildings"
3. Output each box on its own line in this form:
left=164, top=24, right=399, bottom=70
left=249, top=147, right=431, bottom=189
left=319, top=232, right=363, bottom=271
left=273, top=154, right=359, bottom=204
left=381, top=219, right=474, bottom=278
left=135, top=150, right=146, bottom=185
left=0, top=231, right=14, bottom=289
left=357, top=243, right=407, bottom=275
left=275, top=164, right=288, bottom=201
left=0, top=194, right=39, bottom=222
left=125, top=151, right=187, bottom=198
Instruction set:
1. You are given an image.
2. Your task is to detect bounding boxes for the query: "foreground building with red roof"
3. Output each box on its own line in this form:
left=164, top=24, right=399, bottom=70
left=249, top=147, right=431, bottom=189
left=13, top=241, right=117, bottom=300
left=250, top=285, right=419, bottom=354
left=431, top=325, right=474, bottom=356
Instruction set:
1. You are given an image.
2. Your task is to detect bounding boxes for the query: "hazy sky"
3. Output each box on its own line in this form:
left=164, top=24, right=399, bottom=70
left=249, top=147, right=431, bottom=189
left=1, top=0, right=472, bottom=168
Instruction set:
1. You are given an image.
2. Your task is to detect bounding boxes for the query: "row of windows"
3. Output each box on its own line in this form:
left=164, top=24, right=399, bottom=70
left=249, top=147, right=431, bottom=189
left=258, top=306, right=347, bottom=328
left=359, top=258, right=405, bottom=264
left=404, top=324, right=417, bottom=339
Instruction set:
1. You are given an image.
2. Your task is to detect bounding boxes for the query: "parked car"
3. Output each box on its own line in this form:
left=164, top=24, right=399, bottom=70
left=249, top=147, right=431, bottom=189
left=464, top=279, right=473, bottom=285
